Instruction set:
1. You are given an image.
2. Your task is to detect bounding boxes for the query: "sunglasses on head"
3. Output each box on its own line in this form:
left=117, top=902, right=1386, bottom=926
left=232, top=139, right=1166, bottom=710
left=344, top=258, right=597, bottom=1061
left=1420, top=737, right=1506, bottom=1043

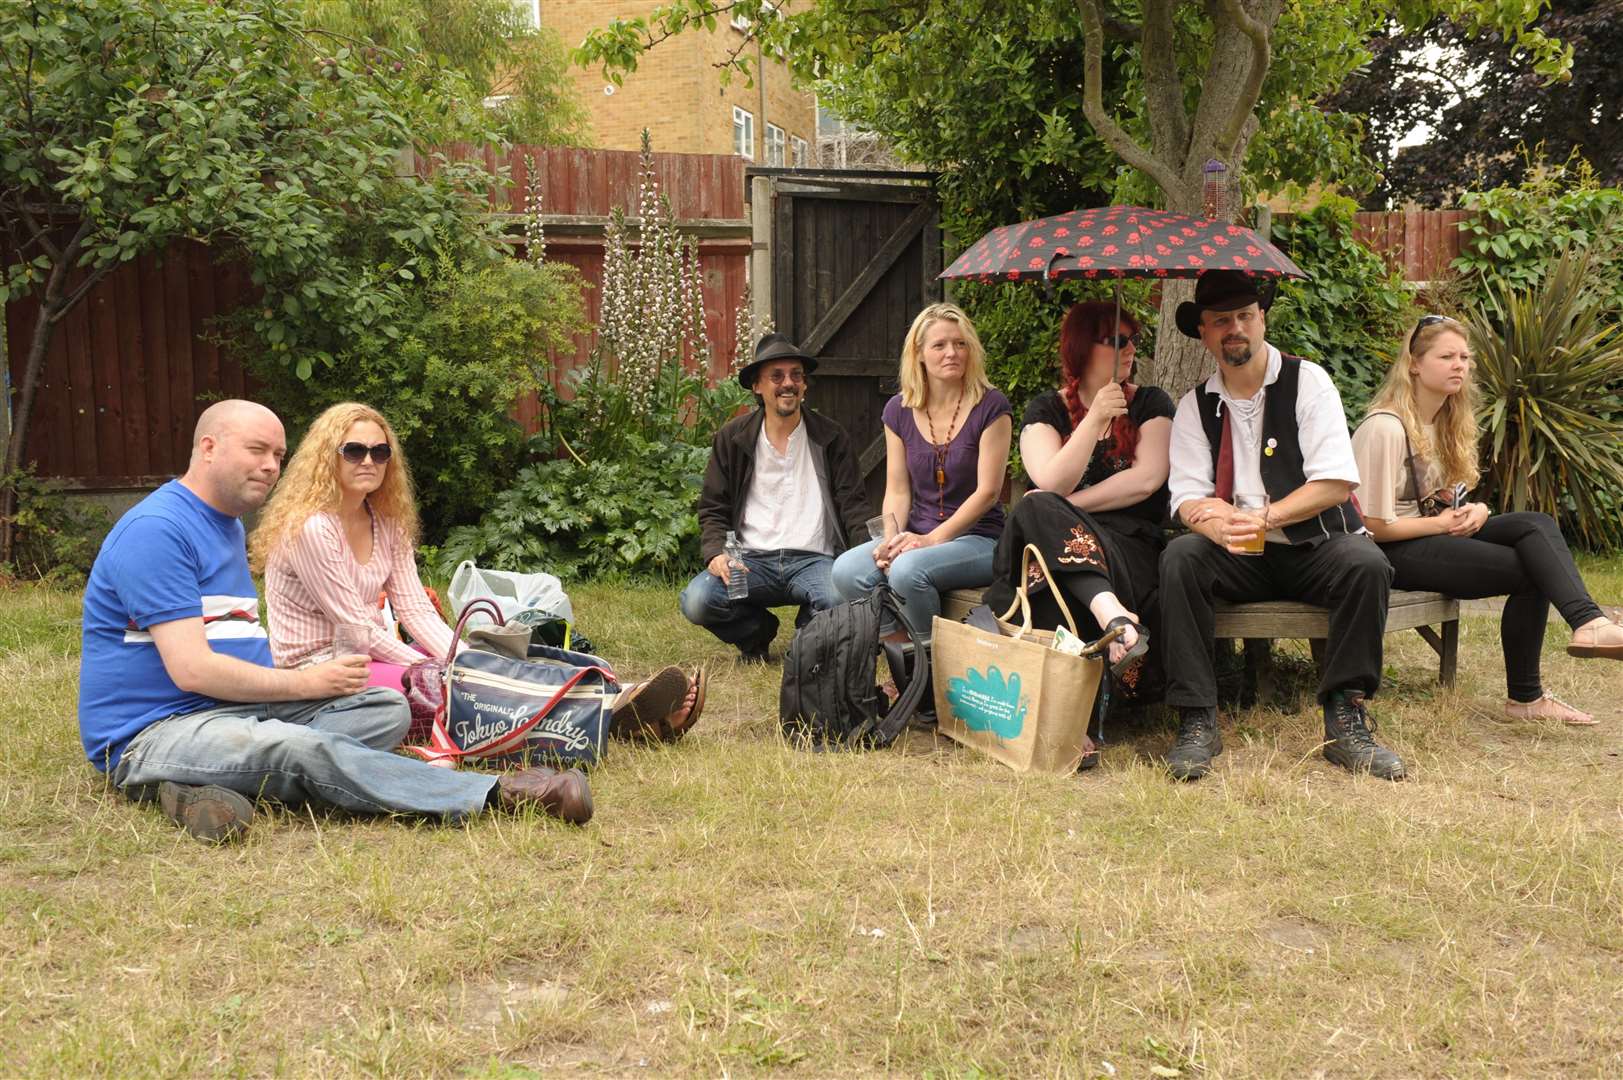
left=1098, top=332, right=1140, bottom=350
left=337, top=441, right=392, bottom=465
left=1409, top=314, right=1458, bottom=352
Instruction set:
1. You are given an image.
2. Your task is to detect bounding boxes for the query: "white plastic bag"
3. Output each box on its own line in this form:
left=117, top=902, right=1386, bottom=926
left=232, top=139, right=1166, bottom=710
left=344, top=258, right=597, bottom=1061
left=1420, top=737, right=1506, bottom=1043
left=446, top=560, right=574, bottom=630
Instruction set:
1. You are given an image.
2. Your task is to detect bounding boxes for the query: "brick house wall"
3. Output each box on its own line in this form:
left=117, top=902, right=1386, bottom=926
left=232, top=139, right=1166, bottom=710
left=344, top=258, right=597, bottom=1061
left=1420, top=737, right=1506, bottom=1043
left=543, top=1, right=815, bottom=162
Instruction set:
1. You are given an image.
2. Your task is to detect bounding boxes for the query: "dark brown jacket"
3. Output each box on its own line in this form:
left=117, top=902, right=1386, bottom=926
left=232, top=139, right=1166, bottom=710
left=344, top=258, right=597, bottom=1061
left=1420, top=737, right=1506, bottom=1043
left=697, top=407, right=870, bottom=563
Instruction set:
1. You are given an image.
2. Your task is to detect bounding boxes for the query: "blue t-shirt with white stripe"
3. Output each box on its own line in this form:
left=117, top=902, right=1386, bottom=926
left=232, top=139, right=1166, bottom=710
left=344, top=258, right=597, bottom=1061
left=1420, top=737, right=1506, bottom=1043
left=78, top=480, right=274, bottom=772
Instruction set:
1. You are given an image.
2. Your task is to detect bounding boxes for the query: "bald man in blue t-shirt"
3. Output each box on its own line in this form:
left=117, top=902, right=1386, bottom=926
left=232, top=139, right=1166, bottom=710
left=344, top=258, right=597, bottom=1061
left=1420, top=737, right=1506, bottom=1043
left=80, top=400, right=591, bottom=841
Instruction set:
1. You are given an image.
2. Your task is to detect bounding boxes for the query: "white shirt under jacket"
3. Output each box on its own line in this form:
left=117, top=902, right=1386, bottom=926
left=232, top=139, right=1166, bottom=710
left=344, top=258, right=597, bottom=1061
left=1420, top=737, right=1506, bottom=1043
left=738, top=416, right=832, bottom=554
left=1167, top=344, right=1363, bottom=543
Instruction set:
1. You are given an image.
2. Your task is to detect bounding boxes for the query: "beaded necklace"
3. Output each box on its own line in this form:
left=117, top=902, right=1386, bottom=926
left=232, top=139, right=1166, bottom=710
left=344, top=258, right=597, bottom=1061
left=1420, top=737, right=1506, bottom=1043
left=924, top=388, right=965, bottom=520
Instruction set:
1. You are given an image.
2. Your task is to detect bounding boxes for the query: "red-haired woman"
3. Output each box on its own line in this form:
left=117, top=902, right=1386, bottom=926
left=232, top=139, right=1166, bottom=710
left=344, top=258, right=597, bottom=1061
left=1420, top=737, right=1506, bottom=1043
left=984, top=301, right=1175, bottom=691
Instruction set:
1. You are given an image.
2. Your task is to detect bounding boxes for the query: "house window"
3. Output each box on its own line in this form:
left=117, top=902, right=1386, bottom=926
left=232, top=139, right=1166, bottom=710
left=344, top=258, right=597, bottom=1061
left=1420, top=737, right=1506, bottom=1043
left=765, top=124, right=786, bottom=167
left=732, top=106, right=755, bottom=159
left=791, top=136, right=809, bottom=167
left=513, top=0, right=540, bottom=30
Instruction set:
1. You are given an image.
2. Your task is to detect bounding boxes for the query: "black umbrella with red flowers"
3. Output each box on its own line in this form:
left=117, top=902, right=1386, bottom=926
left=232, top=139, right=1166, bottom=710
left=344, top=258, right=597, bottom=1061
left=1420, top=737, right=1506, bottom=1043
left=940, top=205, right=1306, bottom=282
left=940, top=205, right=1307, bottom=379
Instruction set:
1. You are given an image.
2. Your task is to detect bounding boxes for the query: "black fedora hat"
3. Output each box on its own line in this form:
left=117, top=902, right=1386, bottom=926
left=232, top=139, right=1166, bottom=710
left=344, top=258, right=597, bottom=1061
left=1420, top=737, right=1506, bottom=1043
left=738, top=332, right=818, bottom=390
left=1174, top=270, right=1277, bottom=339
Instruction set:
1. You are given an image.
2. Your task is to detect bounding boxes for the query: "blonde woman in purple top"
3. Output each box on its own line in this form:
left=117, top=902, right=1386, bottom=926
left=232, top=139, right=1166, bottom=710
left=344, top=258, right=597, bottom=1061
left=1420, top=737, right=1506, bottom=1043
left=832, top=302, right=1012, bottom=642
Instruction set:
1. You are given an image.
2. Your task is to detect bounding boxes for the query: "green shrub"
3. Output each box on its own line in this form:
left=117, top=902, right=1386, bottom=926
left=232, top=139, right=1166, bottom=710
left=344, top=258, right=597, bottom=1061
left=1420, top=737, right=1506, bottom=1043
left=1268, top=195, right=1417, bottom=422
left=434, top=435, right=709, bottom=582
left=0, top=468, right=110, bottom=585
left=1466, top=248, right=1623, bottom=551
left=250, top=247, right=586, bottom=542
left=1452, top=157, right=1623, bottom=315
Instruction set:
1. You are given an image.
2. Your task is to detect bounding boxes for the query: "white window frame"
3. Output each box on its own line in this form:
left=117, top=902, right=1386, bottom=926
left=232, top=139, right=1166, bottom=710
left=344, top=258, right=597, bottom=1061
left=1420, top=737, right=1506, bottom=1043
left=732, top=106, right=755, bottom=160
left=765, top=123, right=786, bottom=167
left=790, top=135, right=809, bottom=167
left=514, top=0, right=540, bottom=30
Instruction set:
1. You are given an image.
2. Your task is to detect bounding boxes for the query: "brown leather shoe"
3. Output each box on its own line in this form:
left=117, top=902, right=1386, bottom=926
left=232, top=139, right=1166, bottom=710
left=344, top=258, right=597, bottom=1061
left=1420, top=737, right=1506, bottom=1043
left=157, top=781, right=253, bottom=843
left=495, top=766, right=593, bottom=824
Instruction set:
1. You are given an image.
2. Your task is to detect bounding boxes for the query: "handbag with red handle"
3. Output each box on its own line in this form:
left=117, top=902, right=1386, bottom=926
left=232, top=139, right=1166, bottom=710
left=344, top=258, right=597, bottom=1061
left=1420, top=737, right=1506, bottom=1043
left=402, top=598, right=620, bottom=768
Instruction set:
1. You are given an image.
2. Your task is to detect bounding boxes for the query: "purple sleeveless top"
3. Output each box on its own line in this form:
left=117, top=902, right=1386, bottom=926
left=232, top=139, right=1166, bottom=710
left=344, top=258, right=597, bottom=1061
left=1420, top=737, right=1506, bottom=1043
left=882, top=388, right=1012, bottom=539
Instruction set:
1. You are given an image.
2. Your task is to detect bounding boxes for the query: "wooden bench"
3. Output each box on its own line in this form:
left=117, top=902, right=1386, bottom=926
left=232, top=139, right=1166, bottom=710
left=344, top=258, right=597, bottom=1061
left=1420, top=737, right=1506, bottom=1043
left=942, top=588, right=1460, bottom=686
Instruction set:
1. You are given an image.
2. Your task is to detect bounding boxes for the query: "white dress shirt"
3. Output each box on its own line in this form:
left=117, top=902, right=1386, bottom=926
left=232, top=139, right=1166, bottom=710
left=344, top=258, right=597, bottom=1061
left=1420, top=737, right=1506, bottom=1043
left=1167, top=344, right=1362, bottom=542
left=738, top=417, right=831, bottom=554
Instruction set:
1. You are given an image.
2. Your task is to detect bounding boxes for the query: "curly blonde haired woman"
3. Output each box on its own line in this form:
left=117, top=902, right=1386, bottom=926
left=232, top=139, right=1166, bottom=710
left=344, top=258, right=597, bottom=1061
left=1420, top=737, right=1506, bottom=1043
left=253, top=403, right=706, bottom=739
left=1351, top=315, right=1623, bottom=725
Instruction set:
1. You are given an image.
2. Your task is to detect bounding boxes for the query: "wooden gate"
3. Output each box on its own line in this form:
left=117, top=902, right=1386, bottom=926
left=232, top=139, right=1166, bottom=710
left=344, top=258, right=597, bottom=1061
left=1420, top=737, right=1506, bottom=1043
left=749, top=169, right=941, bottom=508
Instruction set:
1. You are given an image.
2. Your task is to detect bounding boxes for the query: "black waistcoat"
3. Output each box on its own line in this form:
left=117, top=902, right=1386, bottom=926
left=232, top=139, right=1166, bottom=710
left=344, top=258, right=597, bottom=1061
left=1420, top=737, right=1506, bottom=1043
left=1193, top=354, right=1363, bottom=547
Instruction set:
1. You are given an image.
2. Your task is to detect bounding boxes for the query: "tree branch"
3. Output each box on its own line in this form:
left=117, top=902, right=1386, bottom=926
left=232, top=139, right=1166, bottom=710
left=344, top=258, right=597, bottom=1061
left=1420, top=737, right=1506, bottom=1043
left=1075, top=0, right=1184, bottom=198
left=1140, top=0, right=1190, bottom=160
left=1213, top=0, right=1272, bottom=155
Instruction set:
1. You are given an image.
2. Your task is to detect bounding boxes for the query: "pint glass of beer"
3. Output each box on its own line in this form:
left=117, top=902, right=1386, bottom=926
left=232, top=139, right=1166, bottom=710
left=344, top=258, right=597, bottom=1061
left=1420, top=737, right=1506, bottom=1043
left=1232, top=493, right=1269, bottom=555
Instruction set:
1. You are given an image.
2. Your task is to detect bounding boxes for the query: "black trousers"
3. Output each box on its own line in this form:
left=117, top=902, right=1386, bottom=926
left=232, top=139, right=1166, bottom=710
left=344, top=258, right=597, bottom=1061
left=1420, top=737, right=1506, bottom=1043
left=1381, top=511, right=1603, bottom=701
left=1159, top=531, right=1392, bottom=708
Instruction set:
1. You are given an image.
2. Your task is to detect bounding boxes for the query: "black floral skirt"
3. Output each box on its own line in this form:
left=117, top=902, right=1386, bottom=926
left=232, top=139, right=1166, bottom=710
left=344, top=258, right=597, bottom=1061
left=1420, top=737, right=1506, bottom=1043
left=982, top=491, right=1165, bottom=699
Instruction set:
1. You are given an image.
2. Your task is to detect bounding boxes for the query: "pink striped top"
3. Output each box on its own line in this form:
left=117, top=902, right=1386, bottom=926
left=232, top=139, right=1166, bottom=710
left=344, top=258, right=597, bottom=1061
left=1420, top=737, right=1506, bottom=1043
left=264, top=509, right=453, bottom=668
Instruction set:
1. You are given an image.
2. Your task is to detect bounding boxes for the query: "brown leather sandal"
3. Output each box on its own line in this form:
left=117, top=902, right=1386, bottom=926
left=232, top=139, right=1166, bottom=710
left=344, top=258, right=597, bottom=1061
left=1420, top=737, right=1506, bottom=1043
left=608, top=666, right=689, bottom=741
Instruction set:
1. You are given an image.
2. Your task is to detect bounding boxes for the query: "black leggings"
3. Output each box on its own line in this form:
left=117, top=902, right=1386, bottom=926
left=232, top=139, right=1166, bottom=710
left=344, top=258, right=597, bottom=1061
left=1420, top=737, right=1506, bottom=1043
left=1382, top=512, right=1604, bottom=701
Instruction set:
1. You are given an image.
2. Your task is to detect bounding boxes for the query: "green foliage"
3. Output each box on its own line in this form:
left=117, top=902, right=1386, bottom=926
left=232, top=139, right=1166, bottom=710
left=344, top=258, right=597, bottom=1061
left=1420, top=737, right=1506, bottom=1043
left=435, top=437, right=710, bottom=582
left=1452, top=157, right=1623, bottom=314
left=249, top=248, right=587, bottom=541
left=1465, top=248, right=1623, bottom=551
left=0, top=468, right=109, bottom=584
left=444, top=132, right=752, bottom=581
left=1267, top=196, right=1417, bottom=422
left=301, top=0, right=591, bottom=146
left=0, top=0, right=505, bottom=373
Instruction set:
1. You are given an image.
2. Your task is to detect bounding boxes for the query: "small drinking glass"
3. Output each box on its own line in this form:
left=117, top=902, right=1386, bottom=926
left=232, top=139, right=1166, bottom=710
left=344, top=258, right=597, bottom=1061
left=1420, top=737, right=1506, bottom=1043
left=333, top=622, right=372, bottom=659
left=1232, top=492, right=1270, bottom=555
left=866, top=513, right=897, bottom=542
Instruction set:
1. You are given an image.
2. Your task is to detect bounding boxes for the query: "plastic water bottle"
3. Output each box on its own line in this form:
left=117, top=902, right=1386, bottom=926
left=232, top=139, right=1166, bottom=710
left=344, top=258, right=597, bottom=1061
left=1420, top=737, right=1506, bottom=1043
left=725, top=530, right=749, bottom=600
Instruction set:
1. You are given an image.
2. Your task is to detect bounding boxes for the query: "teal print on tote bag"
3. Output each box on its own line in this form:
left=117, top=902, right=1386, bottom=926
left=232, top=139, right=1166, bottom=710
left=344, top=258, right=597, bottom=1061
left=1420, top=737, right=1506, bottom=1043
left=945, top=666, right=1027, bottom=740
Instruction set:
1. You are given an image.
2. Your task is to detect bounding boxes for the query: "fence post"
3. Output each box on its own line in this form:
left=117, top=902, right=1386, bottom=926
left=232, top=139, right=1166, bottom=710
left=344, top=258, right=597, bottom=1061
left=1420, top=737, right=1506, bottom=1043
left=750, top=174, right=774, bottom=331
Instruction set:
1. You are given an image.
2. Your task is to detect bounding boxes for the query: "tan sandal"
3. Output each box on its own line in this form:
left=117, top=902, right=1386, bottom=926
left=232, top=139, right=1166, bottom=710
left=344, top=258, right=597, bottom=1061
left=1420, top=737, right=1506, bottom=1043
left=1504, top=692, right=1597, bottom=726
left=1568, top=619, right=1623, bottom=660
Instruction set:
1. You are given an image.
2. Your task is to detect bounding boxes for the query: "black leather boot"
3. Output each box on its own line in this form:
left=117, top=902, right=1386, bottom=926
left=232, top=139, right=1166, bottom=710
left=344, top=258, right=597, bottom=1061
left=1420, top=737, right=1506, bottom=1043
left=1166, top=706, right=1222, bottom=782
left=1323, top=691, right=1405, bottom=780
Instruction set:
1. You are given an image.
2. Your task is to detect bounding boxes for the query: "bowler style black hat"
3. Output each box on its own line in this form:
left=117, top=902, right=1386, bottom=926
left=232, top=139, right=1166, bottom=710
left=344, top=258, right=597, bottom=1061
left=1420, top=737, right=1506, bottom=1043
left=738, top=332, right=818, bottom=390
left=1174, top=270, right=1277, bottom=339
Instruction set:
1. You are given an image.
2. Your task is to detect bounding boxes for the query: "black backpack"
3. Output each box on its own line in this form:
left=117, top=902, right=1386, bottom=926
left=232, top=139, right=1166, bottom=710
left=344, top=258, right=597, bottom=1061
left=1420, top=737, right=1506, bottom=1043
left=779, top=586, right=932, bottom=750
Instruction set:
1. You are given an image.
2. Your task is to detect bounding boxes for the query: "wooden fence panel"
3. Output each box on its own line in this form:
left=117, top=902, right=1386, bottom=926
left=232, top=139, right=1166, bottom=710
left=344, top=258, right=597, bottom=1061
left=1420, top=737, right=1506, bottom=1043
left=1350, top=210, right=1464, bottom=281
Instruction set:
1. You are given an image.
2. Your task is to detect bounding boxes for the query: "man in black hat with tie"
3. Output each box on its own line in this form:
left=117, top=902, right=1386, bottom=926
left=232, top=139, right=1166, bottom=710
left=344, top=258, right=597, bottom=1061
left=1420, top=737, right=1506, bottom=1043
left=679, top=333, right=870, bottom=661
left=1158, top=270, right=1401, bottom=783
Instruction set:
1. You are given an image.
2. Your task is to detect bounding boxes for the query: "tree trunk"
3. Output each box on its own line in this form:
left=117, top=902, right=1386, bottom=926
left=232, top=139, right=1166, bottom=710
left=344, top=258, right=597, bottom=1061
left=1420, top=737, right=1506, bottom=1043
left=0, top=301, right=60, bottom=565
left=1147, top=181, right=1218, bottom=396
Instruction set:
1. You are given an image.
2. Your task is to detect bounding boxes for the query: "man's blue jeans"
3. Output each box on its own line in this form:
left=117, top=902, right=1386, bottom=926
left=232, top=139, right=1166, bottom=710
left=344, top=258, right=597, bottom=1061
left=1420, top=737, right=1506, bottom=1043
left=679, top=549, right=837, bottom=647
left=111, top=688, right=498, bottom=820
left=831, top=534, right=998, bottom=643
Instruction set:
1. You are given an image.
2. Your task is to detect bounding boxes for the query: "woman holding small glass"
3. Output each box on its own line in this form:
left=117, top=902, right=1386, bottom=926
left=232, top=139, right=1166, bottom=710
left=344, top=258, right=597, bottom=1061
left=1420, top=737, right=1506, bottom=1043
left=831, top=303, right=1012, bottom=643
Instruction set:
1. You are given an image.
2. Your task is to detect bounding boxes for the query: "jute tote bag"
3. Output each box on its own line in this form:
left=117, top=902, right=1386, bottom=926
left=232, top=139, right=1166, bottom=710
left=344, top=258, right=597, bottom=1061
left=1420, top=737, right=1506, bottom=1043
left=933, top=545, right=1112, bottom=774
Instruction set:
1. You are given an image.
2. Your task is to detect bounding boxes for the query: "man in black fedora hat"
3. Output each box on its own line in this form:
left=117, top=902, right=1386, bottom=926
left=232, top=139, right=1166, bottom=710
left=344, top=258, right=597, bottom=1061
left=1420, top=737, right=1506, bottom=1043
left=1157, top=270, right=1402, bottom=783
left=679, top=333, right=869, bottom=661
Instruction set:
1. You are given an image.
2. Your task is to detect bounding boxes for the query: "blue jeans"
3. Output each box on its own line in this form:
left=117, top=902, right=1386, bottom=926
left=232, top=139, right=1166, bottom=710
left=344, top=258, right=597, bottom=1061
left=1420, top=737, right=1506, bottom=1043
left=111, top=688, right=498, bottom=820
left=831, top=534, right=999, bottom=642
left=679, top=549, right=837, bottom=647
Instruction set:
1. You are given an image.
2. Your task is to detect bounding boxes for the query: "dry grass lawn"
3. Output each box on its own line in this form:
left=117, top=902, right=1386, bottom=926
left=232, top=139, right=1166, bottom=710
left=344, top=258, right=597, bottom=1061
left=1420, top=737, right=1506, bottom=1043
left=3, top=557, right=1622, bottom=1077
